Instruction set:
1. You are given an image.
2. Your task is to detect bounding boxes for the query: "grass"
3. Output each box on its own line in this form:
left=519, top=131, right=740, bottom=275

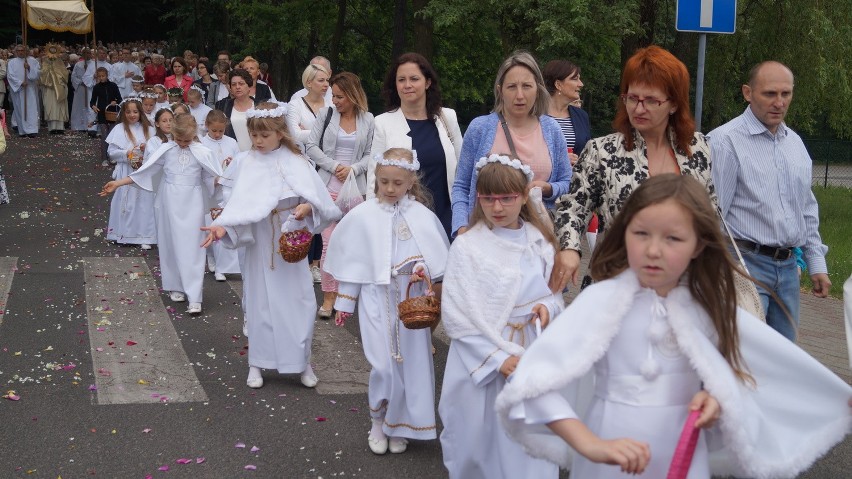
left=800, top=185, right=852, bottom=299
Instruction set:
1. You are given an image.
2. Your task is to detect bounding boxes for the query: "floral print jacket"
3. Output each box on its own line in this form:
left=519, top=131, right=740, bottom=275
left=554, top=129, right=716, bottom=251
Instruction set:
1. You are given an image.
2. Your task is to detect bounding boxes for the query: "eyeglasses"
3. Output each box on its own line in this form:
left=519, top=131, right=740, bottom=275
left=621, top=94, right=670, bottom=110
left=477, top=194, right=521, bottom=206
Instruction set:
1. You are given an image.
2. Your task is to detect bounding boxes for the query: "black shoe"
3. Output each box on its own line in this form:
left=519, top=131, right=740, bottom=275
left=88, top=132, right=98, bottom=138
left=27, top=134, right=37, bottom=138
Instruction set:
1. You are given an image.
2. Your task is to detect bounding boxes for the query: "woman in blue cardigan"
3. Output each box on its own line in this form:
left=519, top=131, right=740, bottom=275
left=451, top=51, right=570, bottom=236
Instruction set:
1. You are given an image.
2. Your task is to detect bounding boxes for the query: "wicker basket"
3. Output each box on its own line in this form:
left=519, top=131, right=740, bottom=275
left=104, top=104, right=120, bottom=123
left=398, top=275, right=440, bottom=330
left=278, top=228, right=312, bottom=263
left=128, top=147, right=143, bottom=170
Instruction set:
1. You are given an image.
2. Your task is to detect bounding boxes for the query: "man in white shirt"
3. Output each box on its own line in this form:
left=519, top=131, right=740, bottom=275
left=112, top=48, right=141, bottom=98
left=7, top=45, right=41, bottom=137
left=289, top=55, right=332, bottom=103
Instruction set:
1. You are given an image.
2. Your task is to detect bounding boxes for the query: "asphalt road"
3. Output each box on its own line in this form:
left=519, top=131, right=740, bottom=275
left=0, top=131, right=848, bottom=478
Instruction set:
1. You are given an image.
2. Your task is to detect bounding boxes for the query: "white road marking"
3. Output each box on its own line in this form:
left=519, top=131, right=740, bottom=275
left=83, top=257, right=208, bottom=404
left=0, top=257, right=17, bottom=326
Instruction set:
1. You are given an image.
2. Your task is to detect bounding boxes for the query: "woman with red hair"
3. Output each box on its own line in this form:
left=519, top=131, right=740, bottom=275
left=548, top=46, right=716, bottom=291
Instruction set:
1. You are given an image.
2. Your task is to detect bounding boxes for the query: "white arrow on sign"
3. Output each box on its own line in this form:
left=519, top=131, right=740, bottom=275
left=701, top=0, right=714, bottom=28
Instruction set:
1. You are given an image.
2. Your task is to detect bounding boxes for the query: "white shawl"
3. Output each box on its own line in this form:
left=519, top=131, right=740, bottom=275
left=323, top=196, right=449, bottom=285
left=212, top=147, right=341, bottom=232
left=496, top=269, right=852, bottom=478
left=130, top=141, right=222, bottom=192
left=441, top=221, right=563, bottom=357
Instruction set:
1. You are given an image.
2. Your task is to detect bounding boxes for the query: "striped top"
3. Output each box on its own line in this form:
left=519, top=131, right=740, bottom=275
left=552, top=116, right=577, bottom=150
left=708, top=106, right=827, bottom=274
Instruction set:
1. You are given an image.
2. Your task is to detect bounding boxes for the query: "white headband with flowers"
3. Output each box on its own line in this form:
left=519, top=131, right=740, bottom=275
left=138, top=91, right=158, bottom=99
left=374, top=150, right=420, bottom=171
left=474, top=154, right=534, bottom=181
left=245, top=102, right=289, bottom=119
left=190, top=84, right=205, bottom=94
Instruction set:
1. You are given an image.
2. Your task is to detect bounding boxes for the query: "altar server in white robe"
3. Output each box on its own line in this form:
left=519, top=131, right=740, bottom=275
left=201, top=102, right=341, bottom=387
left=440, top=155, right=563, bottom=479
left=112, top=49, right=142, bottom=98
left=7, top=45, right=40, bottom=136
left=102, top=114, right=222, bottom=316
left=102, top=99, right=157, bottom=248
left=496, top=175, right=852, bottom=479
left=70, top=51, right=95, bottom=131
left=324, top=148, right=450, bottom=456
left=200, top=109, right=241, bottom=281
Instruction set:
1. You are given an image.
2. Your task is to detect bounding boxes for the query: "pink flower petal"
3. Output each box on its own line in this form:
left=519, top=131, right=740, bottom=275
left=175, top=458, right=192, bottom=464
left=315, top=416, right=327, bottom=422
left=126, top=340, right=137, bottom=346
left=244, top=465, right=257, bottom=470
left=142, top=428, right=152, bottom=433
left=158, top=465, right=170, bottom=471
left=235, top=442, right=246, bottom=448
left=88, top=384, right=97, bottom=391
left=195, top=457, right=205, bottom=464
left=250, top=446, right=260, bottom=453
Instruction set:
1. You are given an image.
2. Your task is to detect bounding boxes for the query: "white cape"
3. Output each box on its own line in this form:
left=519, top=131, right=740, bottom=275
left=496, top=269, right=851, bottom=479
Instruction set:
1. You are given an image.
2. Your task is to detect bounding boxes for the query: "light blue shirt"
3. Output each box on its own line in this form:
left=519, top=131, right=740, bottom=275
left=708, top=106, right=827, bottom=274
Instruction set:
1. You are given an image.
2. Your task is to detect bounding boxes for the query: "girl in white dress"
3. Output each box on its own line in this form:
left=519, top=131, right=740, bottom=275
left=101, top=114, right=222, bottom=315
left=200, top=110, right=241, bottom=281
left=324, top=148, right=450, bottom=456
left=143, top=108, right=174, bottom=165
left=497, top=174, right=852, bottom=478
left=187, top=87, right=213, bottom=138
left=153, top=85, right=170, bottom=112
left=104, top=99, right=157, bottom=249
left=439, top=155, right=563, bottom=479
left=200, top=102, right=341, bottom=389
left=139, top=91, right=158, bottom=124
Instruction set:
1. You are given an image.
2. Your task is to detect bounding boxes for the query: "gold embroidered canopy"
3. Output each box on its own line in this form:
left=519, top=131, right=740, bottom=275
left=26, top=1, right=93, bottom=34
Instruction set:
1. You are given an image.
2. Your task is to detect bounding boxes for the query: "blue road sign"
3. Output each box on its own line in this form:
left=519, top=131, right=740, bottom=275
left=676, top=0, right=737, bottom=34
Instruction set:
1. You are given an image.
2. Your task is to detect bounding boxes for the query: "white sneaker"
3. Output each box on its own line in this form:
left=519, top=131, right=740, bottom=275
left=187, top=303, right=202, bottom=315
left=242, top=319, right=248, bottom=336
left=214, top=272, right=226, bottom=281
left=169, top=291, right=186, bottom=302
left=140, top=244, right=152, bottom=250
left=311, top=265, right=322, bottom=283
left=207, top=256, right=216, bottom=272
left=388, top=437, right=408, bottom=454
left=101, top=160, right=110, bottom=167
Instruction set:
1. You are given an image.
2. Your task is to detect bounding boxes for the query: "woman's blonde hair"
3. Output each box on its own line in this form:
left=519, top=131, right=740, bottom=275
left=246, top=102, right=301, bottom=154
left=469, top=161, right=558, bottom=250
left=302, top=63, right=330, bottom=89
left=492, top=51, right=550, bottom=117
left=590, top=174, right=754, bottom=384
left=373, top=148, right=433, bottom=208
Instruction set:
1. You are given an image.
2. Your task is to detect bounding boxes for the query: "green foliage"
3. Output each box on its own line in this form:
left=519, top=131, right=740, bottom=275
left=800, top=186, right=852, bottom=299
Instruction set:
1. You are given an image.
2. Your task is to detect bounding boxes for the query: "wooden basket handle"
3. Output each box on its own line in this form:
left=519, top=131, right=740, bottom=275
left=405, top=273, right=433, bottom=300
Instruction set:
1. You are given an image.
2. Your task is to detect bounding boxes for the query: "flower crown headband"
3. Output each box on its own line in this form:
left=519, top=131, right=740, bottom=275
left=153, top=84, right=166, bottom=90
left=190, top=84, right=205, bottom=94
left=474, top=154, right=533, bottom=181
left=245, top=102, right=289, bottom=119
left=118, top=97, right=142, bottom=108
left=374, top=150, right=420, bottom=172
left=138, top=91, right=158, bottom=99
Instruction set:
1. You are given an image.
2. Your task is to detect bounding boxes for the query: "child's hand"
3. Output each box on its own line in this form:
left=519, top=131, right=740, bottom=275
left=99, top=181, right=119, bottom=196
left=689, top=390, right=721, bottom=429
left=530, top=304, right=550, bottom=330
left=200, top=226, right=226, bottom=248
left=579, top=437, right=651, bottom=475
left=223, top=157, right=232, bottom=167
left=335, top=311, right=351, bottom=327
left=139, top=143, right=146, bottom=152
left=499, top=356, right=520, bottom=378
left=408, top=265, right=427, bottom=283
left=91, top=105, right=100, bottom=112
left=293, top=203, right=312, bottom=220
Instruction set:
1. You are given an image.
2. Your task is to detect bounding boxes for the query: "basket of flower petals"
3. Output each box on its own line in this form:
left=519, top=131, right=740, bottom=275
left=278, top=228, right=312, bottom=263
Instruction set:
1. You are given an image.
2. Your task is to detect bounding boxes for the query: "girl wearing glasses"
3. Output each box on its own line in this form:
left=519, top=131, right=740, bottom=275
left=548, top=46, right=716, bottom=293
left=439, top=154, right=564, bottom=478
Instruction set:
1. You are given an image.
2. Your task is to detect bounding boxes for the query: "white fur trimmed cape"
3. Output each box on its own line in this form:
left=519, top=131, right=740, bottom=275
left=495, top=269, right=851, bottom=479
left=441, top=221, right=564, bottom=357
left=212, top=147, right=341, bottom=231
left=323, top=196, right=449, bottom=285
left=131, top=141, right=222, bottom=192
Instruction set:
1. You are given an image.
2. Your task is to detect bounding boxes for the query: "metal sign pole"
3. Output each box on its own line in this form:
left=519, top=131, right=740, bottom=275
left=694, top=33, right=707, bottom=132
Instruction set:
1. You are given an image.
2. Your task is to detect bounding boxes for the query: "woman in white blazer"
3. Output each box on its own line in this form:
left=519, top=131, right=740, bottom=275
left=305, top=72, right=375, bottom=318
left=368, top=52, right=463, bottom=238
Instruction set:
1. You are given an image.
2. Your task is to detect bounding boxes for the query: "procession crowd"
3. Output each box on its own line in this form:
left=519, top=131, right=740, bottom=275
left=0, top=39, right=850, bottom=479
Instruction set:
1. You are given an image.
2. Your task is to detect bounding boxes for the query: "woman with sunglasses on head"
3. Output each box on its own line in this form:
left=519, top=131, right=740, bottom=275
left=547, top=46, right=716, bottom=293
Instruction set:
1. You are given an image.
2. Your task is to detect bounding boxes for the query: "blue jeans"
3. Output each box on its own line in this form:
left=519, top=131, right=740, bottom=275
left=738, top=248, right=800, bottom=341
